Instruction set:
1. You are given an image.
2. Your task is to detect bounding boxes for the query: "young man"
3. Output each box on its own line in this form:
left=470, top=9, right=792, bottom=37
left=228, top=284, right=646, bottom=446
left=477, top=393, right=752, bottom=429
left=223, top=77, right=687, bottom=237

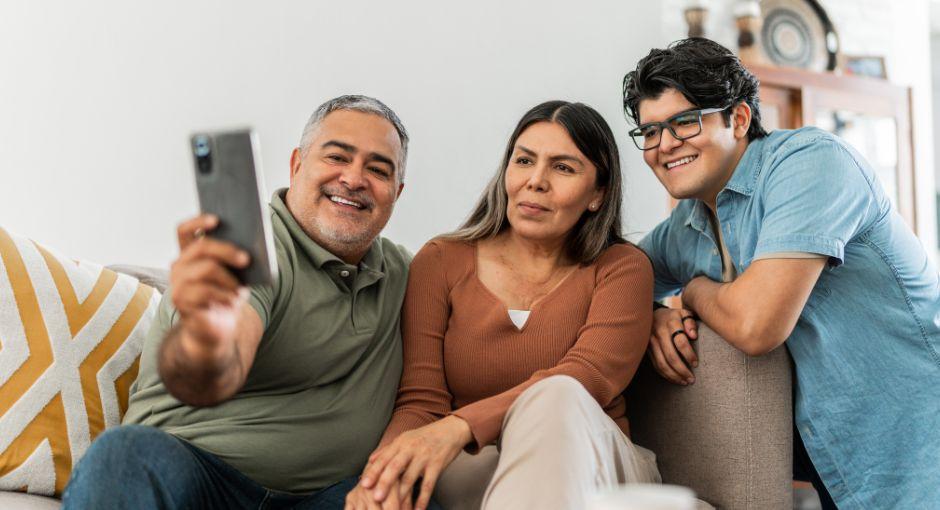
left=63, top=95, right=426, bottom=509
left=624, top=39, right=940, bottom=509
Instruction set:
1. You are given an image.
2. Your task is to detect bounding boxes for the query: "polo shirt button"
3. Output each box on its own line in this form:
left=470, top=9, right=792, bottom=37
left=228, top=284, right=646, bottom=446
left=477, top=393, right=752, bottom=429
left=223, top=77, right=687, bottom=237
left=712, top=249, right=718, bottom=255
left=340, top=270, right=350, bottom=278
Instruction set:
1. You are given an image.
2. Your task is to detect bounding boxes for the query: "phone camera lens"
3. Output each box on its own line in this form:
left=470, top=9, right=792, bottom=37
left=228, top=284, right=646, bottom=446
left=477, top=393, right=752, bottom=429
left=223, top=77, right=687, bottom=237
left=194, top=136, right=211, bottom=157
left=193, top=135, right=212, bottom=174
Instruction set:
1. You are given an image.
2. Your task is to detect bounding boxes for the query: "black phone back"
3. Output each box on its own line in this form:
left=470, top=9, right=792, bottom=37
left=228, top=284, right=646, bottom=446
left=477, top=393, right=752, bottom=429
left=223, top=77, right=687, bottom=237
left=190, top=129, right=276, bottom=286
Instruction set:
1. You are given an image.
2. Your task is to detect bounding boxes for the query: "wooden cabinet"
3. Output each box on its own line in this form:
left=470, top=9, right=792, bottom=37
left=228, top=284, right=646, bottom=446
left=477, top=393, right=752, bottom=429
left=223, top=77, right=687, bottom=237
left=749, top=64, right=916, bottom=227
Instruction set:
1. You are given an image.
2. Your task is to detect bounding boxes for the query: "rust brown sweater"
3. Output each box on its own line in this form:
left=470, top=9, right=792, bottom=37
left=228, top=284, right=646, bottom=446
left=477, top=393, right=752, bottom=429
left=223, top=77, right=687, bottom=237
left=380, top=239, right=654, bottom=451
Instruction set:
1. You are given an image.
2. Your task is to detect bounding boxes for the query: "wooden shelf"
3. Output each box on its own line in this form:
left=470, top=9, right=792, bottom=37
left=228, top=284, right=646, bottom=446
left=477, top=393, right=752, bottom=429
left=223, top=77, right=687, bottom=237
left=749, top=64, right=916, bottom=227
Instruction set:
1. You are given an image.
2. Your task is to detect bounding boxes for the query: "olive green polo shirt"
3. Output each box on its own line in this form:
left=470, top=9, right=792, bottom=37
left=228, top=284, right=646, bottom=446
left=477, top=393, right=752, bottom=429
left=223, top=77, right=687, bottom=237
left=124, top=189, right=411, bottom=494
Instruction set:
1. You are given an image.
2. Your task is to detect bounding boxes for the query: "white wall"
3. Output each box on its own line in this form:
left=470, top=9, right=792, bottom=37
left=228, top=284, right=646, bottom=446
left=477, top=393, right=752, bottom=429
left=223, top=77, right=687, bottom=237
left=888, top=0, right=939, bottom=258
left=0, top=0, right=669, bottom=267
left=661, top=0, right=938, bottom=259
left=931, top=31, right=940, bottom=246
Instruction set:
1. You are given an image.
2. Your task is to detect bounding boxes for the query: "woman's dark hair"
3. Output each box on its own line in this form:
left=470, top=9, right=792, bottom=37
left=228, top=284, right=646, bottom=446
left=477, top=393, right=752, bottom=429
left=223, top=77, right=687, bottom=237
left=445, top=100, right=626, bottom=264
left=622, top=38, right=769, bottom=141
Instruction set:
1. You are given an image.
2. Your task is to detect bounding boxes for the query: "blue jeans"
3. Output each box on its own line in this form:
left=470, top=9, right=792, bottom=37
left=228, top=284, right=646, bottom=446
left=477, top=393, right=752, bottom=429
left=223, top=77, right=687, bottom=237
left=793, top=424, right=837, bottom=510
left=63, top=425, right=429, bottom=510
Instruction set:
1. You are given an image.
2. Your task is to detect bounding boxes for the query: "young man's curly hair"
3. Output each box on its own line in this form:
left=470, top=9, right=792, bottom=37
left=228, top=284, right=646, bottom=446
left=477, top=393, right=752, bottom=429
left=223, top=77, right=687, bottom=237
left=622, top=38, right=769, bottom=141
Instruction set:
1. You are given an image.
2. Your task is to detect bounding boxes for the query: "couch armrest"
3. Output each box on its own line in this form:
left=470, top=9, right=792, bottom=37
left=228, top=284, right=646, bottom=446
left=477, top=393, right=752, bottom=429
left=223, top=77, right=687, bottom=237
left=624, top=323, right=792, bottom=509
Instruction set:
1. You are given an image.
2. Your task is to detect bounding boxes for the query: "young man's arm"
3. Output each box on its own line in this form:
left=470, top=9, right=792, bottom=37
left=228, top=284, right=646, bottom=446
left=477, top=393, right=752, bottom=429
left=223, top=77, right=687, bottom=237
left=681, top=257, right=826, bottom=356
left=638, top=217, right=686, bottom=301
left=639, top=211, right=706, bottom=384
left=683, top=133, right=875, bottom=358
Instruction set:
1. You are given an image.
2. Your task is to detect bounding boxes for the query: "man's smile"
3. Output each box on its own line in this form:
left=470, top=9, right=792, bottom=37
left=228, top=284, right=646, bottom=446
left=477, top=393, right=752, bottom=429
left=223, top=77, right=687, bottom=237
left=664, top=154, right=699, bottom=170
left=328, top=194, right=366, bottom=209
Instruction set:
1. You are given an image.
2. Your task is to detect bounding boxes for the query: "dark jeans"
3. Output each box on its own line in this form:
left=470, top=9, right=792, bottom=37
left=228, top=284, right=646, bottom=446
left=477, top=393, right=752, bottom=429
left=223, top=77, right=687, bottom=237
left=793, top=424, right=838, bottom=510
left=63, top=425, right=441, bottom=510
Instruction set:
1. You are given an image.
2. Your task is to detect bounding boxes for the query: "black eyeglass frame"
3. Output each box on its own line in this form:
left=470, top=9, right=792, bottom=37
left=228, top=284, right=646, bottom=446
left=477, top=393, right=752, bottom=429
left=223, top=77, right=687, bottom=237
left=628, top=106, right=729, bottom=151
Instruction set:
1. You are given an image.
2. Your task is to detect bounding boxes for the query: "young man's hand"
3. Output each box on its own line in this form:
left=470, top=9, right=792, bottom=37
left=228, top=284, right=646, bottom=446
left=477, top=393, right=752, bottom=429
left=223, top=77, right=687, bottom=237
left=648, top=307, right=699, bottom=385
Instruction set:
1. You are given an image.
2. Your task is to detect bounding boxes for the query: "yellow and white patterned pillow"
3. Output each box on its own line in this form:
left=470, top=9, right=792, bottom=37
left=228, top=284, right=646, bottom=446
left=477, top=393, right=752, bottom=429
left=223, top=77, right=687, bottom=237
left=0, top=227, right=160, bottom=496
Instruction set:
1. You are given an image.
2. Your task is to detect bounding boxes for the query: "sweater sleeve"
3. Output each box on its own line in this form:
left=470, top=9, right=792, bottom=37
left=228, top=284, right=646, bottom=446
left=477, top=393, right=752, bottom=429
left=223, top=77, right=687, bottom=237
left=379, top=241, right=454, bottom=447
left=452, top=246, right=654, bottom=452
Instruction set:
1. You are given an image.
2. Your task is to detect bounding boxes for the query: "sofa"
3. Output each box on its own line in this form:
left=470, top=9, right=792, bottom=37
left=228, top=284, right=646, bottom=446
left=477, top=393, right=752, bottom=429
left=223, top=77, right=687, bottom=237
left=625, top=323, right=793, bottom=509
left=1, top=266, right=793, bottom=509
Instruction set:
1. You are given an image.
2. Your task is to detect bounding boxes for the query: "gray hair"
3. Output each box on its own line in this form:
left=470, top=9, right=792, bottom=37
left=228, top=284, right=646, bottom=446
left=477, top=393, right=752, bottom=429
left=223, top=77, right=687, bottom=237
left=299, top=95, right=409, bottom=182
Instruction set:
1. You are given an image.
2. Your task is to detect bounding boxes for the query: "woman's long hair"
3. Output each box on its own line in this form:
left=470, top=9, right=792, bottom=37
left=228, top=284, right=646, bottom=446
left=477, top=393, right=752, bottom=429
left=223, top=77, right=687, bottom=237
left=445, top=100, right=626, bottom=264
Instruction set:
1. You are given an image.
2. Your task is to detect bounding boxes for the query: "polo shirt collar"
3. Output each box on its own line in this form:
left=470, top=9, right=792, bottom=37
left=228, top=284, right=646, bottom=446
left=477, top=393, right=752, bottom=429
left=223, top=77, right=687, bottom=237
left=270, top=188, right=384, bottom=275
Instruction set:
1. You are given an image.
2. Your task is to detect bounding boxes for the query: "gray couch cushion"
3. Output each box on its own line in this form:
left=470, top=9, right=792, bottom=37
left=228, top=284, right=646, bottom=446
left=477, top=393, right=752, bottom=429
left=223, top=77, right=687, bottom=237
left=624, top=323, right=793, bottom=510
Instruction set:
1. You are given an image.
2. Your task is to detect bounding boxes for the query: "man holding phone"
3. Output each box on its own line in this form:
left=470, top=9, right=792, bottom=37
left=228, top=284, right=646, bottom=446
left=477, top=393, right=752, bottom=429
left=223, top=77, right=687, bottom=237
left=64, top=95, right=420, bottom=509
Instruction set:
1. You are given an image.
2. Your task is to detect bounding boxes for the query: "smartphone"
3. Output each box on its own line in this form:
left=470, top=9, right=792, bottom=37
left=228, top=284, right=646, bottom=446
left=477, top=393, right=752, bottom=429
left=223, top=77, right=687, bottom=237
left=190, top=129, right=277, bottom=286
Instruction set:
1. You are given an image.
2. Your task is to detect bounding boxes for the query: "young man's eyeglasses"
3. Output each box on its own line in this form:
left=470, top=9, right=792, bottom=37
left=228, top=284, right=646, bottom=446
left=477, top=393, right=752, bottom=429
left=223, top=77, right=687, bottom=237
left=629, top=106, right=729, bottom=151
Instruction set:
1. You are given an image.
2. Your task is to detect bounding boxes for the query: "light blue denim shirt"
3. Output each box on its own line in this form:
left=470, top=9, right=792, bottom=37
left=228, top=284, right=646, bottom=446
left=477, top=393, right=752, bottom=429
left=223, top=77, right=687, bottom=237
left=639, top=127, right=940, bottom=509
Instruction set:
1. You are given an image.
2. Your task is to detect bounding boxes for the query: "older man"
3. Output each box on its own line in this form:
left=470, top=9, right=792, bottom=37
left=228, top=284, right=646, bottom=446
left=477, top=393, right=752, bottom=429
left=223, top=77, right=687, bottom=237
left=63, top=95, right=417, bottom=509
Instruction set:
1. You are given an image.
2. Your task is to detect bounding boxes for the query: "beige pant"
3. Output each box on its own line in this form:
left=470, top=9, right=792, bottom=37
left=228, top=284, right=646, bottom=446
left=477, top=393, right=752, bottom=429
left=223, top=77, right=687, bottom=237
left=434, top=375, right=662, bottom=510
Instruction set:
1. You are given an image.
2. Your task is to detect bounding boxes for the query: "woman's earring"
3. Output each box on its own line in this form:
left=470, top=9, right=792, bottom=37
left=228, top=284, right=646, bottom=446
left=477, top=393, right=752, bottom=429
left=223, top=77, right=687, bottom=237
left=589, top=202, right=599, bottom=211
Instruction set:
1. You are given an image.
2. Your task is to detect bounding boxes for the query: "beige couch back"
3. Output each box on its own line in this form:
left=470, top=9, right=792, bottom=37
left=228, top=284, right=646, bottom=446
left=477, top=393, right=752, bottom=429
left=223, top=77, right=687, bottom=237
left=625, top=324, right=793, bottom=509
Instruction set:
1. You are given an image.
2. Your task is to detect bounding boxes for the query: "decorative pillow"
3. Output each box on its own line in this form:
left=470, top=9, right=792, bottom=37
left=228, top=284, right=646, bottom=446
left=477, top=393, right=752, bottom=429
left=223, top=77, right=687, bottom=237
left=0, top=227, right=160, bottom=496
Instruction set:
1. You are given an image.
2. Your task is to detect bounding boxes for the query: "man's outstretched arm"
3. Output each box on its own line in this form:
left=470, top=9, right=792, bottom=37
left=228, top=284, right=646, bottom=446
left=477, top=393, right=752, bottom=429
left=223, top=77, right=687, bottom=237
left=159, top=302, right=263, bottom=406
left=682, top=257, right=826, bottom=356
left=158, top=214, right=265, bottom=407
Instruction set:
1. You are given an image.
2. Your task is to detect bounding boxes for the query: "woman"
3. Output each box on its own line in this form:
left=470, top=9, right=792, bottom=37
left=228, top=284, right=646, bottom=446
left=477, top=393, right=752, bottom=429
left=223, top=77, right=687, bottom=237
left=346, top=101, right=659, bottom=510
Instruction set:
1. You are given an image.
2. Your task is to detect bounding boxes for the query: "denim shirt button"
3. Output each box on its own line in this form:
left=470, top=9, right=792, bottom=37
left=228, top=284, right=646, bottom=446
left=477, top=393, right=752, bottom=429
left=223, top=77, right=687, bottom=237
left=712, top=249, right=718, bottom=256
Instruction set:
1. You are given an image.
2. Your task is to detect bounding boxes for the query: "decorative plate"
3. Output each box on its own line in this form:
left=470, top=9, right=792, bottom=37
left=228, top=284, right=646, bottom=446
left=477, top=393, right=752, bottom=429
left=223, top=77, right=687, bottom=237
left=760, top=0, right=839, bottom=71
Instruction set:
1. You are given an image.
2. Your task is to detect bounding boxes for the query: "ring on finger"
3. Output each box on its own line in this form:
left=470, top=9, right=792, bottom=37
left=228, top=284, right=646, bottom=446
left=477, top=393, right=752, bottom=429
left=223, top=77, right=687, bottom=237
left=670, top=329, right=686, bottom=341
left=681, top=315, right=697, bottom=324
left=193, top=228, right=206, bottom=239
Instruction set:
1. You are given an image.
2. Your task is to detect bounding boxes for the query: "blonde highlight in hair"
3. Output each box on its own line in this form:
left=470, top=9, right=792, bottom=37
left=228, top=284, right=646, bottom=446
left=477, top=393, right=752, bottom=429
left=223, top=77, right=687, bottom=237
left=445, top=101, right=627, bottom=264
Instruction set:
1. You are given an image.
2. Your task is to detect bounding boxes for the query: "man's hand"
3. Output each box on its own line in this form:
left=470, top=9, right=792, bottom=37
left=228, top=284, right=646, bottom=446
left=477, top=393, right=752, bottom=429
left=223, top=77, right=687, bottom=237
left=359, top=416, right=472, bottom=510
left=170, top=214, right=250, bottom=351
left=159, top=214, right=263, bottom=407
left=345, top=480, right=412, bottom=510
left=648, top=307, right=699, bottom=385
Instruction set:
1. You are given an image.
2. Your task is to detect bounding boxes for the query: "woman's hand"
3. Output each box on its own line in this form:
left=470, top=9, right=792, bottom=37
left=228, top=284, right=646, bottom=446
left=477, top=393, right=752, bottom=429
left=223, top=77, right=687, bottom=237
left=360, top=415, right=472, bottom=510
left=345, top=480, right=412, bottom=510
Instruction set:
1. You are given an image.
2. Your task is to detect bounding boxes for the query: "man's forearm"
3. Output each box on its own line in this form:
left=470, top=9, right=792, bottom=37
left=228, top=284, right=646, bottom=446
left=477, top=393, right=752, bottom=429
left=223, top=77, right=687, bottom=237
left=682, top=258, right=827, bottom=356
left=683, top=276, right=773, bottom=355
left=158, top=324, right=245, bottom=407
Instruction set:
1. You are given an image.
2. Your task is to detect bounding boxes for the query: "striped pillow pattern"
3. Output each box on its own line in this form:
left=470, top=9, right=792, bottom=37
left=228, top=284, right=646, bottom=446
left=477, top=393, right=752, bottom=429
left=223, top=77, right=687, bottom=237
left=0, top=227, right=160, bottom=496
